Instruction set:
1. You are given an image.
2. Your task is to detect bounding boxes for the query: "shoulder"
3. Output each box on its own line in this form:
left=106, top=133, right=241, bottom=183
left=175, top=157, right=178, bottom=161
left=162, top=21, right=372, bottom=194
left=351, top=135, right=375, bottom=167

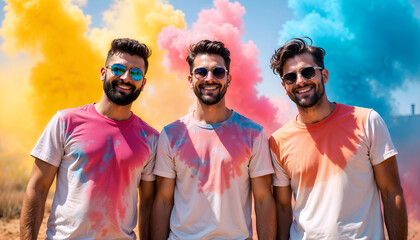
left=59, top=104, right=93, bottom=120
left=270, top=119, right=295, bottom=142
left=163, top=113, right=193, bottom=133
left=337, top=103, right=372, bottom=119
left=230, top=111, right=264, bottom=132
left=132, top=114, right=159, bottom=137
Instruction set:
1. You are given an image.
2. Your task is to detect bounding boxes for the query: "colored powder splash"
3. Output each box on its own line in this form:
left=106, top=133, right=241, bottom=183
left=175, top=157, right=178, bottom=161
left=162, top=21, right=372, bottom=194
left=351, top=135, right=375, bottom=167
left=0, top=0, right=283, bottom=178
left=277, top=0, right=420, bottom=119
left=89, top=0, right=192, bottom=130
left=158, top=0, right=281, bottom=134
left=276, top=0, right=420, bottom=236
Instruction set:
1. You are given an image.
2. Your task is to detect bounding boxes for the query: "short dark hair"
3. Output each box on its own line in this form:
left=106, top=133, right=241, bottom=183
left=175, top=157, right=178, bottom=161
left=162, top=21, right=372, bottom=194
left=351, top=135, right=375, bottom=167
left=270, top=37, right=326, bottom=77
left=106, top=38, right=152, bottom=74
left=186, top=40, right=231, bottom=73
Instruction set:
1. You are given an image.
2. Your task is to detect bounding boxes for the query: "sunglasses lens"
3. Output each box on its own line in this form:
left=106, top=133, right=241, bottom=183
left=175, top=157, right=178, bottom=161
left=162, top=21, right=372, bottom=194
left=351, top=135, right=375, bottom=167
left=111, top=64, right=126, bottom=76
left=212, top=67, right=226, bottom=79
left=283, top=73, right=297, bottom=85
left=301, top=67, right=316, bottom=79
left=194, top=68, right=208, bottom=80
left=130, top=69, right=143, bottom=81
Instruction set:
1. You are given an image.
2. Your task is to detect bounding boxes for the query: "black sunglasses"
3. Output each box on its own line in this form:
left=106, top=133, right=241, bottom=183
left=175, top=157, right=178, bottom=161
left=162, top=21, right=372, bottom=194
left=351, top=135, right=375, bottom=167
left=192, top=67, right=227, bottom=80
left=282, top=66, right=323, bottom=85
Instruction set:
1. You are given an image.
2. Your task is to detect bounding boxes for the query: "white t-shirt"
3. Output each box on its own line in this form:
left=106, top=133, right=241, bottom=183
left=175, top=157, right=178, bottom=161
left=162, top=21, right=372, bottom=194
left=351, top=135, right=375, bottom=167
left=154, top=111, right=274, bottom=240
left=31, top=104, right=159, bottom=239
left=270, top=103, right=398, bottom=240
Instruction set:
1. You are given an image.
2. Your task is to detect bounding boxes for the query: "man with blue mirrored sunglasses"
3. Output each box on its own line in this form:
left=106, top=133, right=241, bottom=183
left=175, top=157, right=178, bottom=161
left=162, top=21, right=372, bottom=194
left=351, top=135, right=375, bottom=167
left=20, top=38, right=158, bottom=239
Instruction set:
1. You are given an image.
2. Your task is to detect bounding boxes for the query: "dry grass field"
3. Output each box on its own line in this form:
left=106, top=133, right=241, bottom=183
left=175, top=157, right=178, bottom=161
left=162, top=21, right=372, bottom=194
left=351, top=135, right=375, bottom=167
left=0, top=160, right=418, bottom=239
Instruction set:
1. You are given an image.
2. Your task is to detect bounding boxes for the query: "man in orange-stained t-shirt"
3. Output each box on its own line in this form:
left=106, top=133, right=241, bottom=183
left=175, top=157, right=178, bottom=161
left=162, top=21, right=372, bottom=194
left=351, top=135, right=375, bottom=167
left=269, top=37, right=407, bottom=240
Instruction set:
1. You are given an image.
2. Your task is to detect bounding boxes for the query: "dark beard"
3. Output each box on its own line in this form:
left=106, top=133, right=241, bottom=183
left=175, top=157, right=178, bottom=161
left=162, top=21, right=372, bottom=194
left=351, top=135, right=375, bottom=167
left=291, top=75, right=325, bottom=108
left=193, top=83, right=227, bottom=105
left=103, top=75, right=141, bottom=106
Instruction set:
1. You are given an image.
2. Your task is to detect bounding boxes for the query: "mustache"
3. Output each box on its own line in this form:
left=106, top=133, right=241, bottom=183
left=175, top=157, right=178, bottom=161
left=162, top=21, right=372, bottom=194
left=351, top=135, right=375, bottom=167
left=199, top=83, right=222, bottom=88
left=112, top=79, right=135, bottom=89
left=294, top=83, right=316, bottom=90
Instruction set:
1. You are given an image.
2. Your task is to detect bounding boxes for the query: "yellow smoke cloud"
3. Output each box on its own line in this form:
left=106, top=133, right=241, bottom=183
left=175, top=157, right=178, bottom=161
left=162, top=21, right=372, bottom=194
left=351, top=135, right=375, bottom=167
left=0, top=0, right=192, bottom=174
left=89, top=0, right=192, bottom=129
left=1, top=0, right=103, bottom=130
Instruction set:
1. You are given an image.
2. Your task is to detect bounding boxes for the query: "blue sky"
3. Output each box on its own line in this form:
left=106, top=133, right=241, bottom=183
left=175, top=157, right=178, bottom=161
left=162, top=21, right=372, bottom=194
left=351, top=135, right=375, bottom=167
left=1, top=0, right=419, bottom=116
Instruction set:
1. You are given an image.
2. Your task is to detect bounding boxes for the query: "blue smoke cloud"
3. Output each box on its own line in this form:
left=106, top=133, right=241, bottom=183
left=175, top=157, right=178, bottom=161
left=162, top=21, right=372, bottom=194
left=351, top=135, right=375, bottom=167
left=278, top=0, right=420, bottom=119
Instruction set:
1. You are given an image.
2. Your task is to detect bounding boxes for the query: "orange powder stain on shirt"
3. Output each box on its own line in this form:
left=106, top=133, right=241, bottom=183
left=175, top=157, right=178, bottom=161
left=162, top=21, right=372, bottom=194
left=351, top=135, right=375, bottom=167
left=271, top=104, right=370, bottom=189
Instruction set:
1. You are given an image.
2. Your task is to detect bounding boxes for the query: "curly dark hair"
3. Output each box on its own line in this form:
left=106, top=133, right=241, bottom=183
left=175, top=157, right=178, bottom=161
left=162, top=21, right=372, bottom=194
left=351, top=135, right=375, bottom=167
left=106, top=38, right=152, bottom=74
left=186, top=40, right=231, bottom=73
left=270, top=37, right=326, bottom=77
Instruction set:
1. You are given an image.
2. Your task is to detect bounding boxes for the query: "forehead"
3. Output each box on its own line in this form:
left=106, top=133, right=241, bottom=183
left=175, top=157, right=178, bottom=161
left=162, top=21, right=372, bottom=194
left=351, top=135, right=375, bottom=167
left=283, top=52, right=316, bottom=72
left=193, top=53, right=226, bottom=68
left=108, top=52, right=146, bottom=70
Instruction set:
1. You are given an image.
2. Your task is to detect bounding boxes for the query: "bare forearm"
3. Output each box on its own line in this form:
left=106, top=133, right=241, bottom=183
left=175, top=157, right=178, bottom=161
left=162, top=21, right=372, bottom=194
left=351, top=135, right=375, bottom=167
left=150, top=199, right=173, bottom=240
left=139, top=203, right=152, bottom=240
left=20, top=188, right=48, bottom=240
left=276, top=206, right=292, bottom=240
left=255, top=197, right=277, bottom=240
left=382, top=189, right=408, bottom=240
left=273, top=186, right=292, bottom=240
left=373, top=157, right=408, bottom=239
left=138, top=180, right=155, bottom=240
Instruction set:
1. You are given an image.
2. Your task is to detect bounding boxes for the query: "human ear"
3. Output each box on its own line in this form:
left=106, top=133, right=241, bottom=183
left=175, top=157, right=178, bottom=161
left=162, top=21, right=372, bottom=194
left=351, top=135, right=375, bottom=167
left=100, top=67, right=106, bottom=81
left=188, top=75, right=193, bottom=88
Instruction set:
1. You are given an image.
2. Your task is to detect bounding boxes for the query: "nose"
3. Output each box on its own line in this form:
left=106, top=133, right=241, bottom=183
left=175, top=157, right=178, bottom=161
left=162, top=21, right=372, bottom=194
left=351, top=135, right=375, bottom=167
left=203, top=71, right=214, bottom=81
left=120, top=69, right=132, bottom=82
left=295, top=73, right=306, bottom=86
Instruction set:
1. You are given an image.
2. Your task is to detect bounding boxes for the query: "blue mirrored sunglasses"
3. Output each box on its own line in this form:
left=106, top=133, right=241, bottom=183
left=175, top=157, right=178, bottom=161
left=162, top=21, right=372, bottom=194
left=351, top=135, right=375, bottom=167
left=106, top=63, right=144, bottom=81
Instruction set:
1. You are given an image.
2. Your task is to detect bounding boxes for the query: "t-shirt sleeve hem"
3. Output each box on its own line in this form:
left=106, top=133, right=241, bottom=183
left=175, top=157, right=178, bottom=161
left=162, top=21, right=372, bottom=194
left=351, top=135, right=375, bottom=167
left=371, top=149, right=398, bottom=165
left=250, top=168, right=274, bottom=178
left=141, top=175, right=156, bottom=181
left=30, top=152, right=60, bottom=167
left=273, top=179, right=290, bottom=187
left=153, top=170, right=176, bottom=179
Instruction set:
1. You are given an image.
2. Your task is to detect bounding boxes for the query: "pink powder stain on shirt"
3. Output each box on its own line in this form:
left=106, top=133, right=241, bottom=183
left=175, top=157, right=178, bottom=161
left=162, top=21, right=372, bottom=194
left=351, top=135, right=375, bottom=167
left=167, top=120, right=258, bottom=194
left=82, top=135, right=149, bottom=228
left=65, top=117, right=154, bottom=232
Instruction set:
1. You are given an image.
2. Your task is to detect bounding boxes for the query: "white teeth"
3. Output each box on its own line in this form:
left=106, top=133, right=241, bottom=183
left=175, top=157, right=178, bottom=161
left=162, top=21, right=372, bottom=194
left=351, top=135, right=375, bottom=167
left=203, top=86, right=217, bottom=90
left=118, top=85, right=131, bottom=90
left=297, top=87, right=312, bottom=93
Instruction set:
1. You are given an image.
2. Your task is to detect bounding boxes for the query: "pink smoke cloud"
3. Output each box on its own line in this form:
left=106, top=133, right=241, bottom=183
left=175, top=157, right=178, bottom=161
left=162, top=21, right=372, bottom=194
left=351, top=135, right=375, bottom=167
left=157, top=0, right=280, bottom=133
left=402, top=156, right=420, bottom=221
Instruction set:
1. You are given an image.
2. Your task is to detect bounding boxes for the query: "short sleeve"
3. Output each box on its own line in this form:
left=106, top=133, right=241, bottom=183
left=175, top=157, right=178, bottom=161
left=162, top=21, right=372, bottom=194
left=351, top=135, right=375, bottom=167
left=30, top=112, right=66, bottom=167
left=153, top=130, right=176, bottom=178
left=269, top=136, right=291, bottom=187
left=249, top=130, right=274, bottom=178
left=141, top=133, right=159, bottom=181
left=367, top=110, right=398, bottom=165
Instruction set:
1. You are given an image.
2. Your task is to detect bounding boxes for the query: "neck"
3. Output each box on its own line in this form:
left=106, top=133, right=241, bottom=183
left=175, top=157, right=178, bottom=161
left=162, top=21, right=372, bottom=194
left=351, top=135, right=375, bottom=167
left=194, top=99, right=232, bottom=124
left=95, top=94, right=133, bottom=121
left=297, top=99, right=335, bottom=125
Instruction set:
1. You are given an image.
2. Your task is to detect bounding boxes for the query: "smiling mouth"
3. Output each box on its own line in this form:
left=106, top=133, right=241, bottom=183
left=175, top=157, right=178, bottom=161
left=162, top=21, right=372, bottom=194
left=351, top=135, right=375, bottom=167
left=203, top=86, right=218, bottom=90
left=114, top=80, right=134, bottom=92
left=200, top=84, right=220, bottom=92
left=296, top=86, right=313, bottom=94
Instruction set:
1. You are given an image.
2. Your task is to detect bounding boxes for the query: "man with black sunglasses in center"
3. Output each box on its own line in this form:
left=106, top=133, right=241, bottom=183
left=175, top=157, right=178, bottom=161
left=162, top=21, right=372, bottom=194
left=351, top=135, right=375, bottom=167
left=20, top=38, right=158, bottom=239
left=269, top=37, right=407, bottom=240
left=151, top=39, right=276, bottom=239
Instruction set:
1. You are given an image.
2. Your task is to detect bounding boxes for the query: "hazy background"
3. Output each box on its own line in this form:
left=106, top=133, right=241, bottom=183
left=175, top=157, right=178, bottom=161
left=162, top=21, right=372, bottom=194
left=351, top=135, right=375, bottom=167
left=0, top=0, right=419, bottom=237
